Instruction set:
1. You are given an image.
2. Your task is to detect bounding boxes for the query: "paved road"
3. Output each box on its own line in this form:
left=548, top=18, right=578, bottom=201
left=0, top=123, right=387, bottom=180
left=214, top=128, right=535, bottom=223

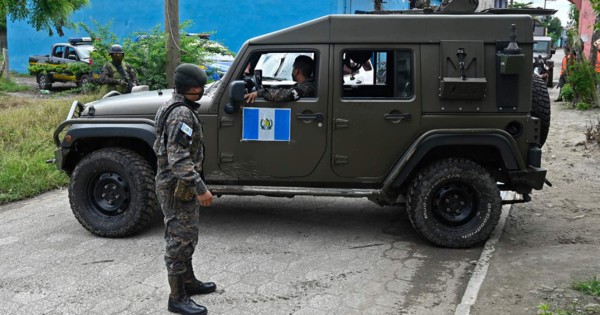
left=0, top=191, right=481, bottom=314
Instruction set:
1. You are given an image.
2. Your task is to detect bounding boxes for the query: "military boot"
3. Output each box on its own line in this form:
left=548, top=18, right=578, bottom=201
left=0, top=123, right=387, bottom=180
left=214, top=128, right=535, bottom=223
left=167, top=275, right=208, bottom=315
left=183, top=261, right=217, bottom=295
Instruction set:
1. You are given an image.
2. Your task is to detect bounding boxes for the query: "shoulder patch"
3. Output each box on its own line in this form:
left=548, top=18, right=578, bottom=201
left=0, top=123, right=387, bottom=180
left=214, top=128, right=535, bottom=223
left=180, top=122, right=193, bottom=137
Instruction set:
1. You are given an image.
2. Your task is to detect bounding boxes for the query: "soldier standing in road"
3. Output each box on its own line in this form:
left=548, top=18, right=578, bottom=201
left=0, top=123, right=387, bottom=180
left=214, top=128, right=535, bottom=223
left=244, top=55, right=316, bottom=103
left=98, top=44, right=138, bottom=94
left=153, top=63, right=216, bottom=315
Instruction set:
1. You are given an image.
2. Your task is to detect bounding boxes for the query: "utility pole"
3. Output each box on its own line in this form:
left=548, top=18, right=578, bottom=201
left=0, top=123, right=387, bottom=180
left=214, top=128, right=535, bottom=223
left=165, top=0, right=180, bottom=88
left=374, top=0, right=383, bottom=11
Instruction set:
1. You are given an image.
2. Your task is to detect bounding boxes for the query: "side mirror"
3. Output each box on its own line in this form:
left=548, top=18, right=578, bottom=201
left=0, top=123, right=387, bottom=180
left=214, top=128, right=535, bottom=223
left=550, top=49, right=556, bottom=55
left=224, top=80, right=245, bottom=114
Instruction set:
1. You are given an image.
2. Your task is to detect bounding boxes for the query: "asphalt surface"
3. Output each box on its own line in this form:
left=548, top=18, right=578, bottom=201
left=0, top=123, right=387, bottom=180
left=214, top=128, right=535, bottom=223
left=0, top=190, right=483, bottom=314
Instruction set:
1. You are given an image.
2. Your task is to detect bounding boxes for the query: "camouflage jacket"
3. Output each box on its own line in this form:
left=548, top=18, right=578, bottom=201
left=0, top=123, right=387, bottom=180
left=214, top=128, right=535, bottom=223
left=257, top=77, right=316, bottom=102
left=98, top=61, right=139, bottom=86
left=153, top=93, right=207, bottom=195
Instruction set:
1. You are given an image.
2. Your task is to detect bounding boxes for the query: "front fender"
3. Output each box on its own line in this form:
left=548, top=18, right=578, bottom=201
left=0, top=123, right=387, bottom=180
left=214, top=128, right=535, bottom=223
left=63, top=123, right=156, bottom=148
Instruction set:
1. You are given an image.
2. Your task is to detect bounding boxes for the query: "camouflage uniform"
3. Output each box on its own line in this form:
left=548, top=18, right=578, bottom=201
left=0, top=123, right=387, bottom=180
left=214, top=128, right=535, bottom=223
left=258, top=77, right=316, bottom=101
left=98, top=61, right=138, bottom=94
left=153, top=93, right=207, bottom=276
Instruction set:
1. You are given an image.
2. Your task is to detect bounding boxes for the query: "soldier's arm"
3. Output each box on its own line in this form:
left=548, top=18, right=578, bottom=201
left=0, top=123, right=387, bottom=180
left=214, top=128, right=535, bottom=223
left=259, top=87, right=301, bottom=102
left=98, top=64, right=120, bottom=85
left=163, top=107, right=208, bottom=195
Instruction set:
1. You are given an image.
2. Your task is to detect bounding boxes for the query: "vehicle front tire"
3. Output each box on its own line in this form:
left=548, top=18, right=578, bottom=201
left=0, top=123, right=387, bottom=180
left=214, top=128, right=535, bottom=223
left=69, top=147, right=158, bottom=237
left=37, top=73, right=52, bottom=90
left=406, top=158, right=502, bottom=248
left=77, top=74, right=90, bottom=88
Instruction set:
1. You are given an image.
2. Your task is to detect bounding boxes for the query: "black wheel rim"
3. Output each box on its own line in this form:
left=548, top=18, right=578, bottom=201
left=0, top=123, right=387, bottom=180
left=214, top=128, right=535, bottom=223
left=431, top=182, right=478, bottom=226
left=87, top=172, right=131, bottom=217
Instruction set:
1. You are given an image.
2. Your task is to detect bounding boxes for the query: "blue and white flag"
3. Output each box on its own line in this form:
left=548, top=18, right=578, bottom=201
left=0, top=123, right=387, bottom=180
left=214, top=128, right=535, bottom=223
left=242, top=107, right=291, bottom=141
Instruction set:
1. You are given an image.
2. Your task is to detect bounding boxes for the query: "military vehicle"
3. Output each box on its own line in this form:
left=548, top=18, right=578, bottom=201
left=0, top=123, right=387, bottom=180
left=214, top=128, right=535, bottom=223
left=533, top=35, right=555, bottom=87
left=51, top=7, right=551, bottom=248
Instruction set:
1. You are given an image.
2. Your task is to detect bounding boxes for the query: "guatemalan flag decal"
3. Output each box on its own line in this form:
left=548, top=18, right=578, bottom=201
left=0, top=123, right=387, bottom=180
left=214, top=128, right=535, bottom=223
left=242, top=107, right=291, bottom=141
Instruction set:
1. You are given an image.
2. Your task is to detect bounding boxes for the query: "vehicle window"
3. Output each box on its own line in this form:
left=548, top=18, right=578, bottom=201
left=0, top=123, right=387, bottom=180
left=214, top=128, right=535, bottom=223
left=241, top=51, right=317, bottom=96
left=66, top=47, right=78, bottom=60
left=53, top=46, right=65, bottom=58
left=533, top=41, right=550, bottom=54
left=342, top=49, right=413, bottom=99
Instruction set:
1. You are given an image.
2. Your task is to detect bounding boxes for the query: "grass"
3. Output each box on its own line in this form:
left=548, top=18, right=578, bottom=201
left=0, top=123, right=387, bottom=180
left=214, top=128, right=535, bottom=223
left=572, top=277, right=600, bottom=297
left=537, top=277, right=600, bottom=315
left=0, top=93, right=99, bottom=203
left=0, top=77, right=31, bottom=93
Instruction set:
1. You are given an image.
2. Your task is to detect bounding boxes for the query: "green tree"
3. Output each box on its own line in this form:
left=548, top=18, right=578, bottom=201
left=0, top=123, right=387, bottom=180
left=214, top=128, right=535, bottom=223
left=79, top=20, right=234, bottom=90
left=545, top=17, right=562, bottom=43
left=0, top=0, right=89, bottom=36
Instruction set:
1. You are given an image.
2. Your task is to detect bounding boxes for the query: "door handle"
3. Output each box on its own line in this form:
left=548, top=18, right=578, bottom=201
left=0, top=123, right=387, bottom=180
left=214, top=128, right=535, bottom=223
left=296, top=112, right=324, bottom=122
left=384, top=113, right=412, bottom=121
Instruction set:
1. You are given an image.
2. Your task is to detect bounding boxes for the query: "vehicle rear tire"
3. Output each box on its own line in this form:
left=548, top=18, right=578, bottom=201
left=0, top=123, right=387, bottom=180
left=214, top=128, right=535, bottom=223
left=532, top=75, right=551, bottom=146
left=37, top=73, right=52, bottom=90
left=406, top=158, right=502, bottom=248
left=68, top=147, right=159, bottom=237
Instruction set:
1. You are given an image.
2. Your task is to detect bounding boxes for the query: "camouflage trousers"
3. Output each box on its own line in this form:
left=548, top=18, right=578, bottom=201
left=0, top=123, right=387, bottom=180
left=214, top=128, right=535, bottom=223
left=156, top=183, right=199, bottom=276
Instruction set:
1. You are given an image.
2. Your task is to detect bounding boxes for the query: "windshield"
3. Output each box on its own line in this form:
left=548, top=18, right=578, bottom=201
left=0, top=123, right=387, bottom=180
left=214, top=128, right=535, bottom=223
left=533, top=41, right=550, bottom=54
left=76, top=45, right=94, bottom=59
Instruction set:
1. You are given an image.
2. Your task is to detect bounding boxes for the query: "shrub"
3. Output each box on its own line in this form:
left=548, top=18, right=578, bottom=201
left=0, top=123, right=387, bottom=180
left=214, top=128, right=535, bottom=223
left=559, top=83, right=573, bottom=102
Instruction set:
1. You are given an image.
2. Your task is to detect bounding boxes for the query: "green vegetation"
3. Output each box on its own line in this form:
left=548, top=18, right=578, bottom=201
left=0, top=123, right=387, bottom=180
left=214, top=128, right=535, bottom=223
left=78, top=20, right=234, bottom=90
left=0, top=0, right=89, bottom=36
left=0, top=78, right=31, bottom=93
left=536, top=277, right=600, bottom=314
left=559, top=83, right=573, bottom=102
left=28, top=62, right=92, bottom=77
left=0, top=93, right=98, bottom=203
left=572, top=277, right=600, bottom=296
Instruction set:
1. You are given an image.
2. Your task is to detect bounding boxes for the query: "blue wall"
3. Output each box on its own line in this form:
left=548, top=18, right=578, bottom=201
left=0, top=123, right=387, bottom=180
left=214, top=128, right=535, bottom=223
left=8, top=0, right=410, bottom=73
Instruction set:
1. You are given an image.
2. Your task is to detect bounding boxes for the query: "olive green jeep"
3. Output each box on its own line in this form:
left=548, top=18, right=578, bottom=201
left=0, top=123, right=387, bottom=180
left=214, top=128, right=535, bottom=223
left=52, top=11, right=551, bottom=248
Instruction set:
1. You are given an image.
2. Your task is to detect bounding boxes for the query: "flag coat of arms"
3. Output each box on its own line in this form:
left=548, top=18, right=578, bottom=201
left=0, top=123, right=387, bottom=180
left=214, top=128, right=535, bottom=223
left=242, top=107, right=291, bottom=141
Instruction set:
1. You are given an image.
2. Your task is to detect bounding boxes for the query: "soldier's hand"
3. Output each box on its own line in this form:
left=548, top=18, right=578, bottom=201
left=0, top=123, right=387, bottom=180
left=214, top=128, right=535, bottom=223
left=119, top=80, right=129, bottom=87
left=244, top=91, right=258, bottom=103
left=196, top=190, right=213, bottom=207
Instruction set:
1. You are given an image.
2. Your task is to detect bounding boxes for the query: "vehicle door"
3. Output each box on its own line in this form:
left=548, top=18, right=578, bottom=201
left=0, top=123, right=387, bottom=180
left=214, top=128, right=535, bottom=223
left=217, top=46, right=329, bottom=180
left=50, top=45, right=66, bottom=64
left=331, top=46, right=422, bottom=178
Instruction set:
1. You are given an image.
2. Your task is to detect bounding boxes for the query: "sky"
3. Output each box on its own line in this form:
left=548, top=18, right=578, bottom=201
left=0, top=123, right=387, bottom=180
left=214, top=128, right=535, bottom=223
left=531, top=0, right=572, bottom=26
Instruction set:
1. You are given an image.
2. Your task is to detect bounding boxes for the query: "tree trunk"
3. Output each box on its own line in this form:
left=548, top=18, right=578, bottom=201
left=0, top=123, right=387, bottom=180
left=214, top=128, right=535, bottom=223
left=165, top=0, right=180, bottom=89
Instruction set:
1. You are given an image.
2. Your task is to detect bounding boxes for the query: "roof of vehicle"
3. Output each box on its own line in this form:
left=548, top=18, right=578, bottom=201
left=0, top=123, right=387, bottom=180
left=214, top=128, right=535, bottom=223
left=246, top=14, right=534, bottom=46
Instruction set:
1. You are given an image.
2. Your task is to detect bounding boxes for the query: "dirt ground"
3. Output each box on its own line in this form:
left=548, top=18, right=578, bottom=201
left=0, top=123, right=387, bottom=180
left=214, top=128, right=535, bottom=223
left=473, top=58, right=600, bottom=313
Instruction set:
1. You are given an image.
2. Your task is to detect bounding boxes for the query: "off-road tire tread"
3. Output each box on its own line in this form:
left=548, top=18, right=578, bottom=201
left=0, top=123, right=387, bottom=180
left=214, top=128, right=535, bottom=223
left=532, top=75, right=551, bottom=146
left=406, top=158, right=502, bottom=248
left=69, top=147, right=158, bottom=237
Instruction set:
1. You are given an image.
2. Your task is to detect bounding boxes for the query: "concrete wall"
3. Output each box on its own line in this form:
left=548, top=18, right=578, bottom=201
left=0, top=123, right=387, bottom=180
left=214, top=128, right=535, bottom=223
left=7, top=0, right=412, bottom=73
left=574, top=0, right=596, bottom=59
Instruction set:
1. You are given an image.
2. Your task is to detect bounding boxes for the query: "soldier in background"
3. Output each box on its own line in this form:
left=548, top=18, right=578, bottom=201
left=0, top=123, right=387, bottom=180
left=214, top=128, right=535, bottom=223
left=98, top=44, right=138, bottom=94
left=243, top=55, right=316, bottom=103
left=153, top=64, right=216, bottom=315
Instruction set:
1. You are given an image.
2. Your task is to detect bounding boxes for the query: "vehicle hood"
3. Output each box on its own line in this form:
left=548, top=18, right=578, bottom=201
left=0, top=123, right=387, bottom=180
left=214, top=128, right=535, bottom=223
left=81, top=88, right=216, bottom=119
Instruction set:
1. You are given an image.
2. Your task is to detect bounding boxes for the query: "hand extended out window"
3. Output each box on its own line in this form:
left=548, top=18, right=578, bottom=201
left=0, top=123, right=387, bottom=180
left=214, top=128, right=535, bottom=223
left=342, top=50, right=413, bottom=99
